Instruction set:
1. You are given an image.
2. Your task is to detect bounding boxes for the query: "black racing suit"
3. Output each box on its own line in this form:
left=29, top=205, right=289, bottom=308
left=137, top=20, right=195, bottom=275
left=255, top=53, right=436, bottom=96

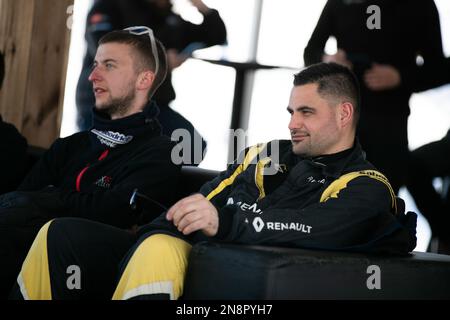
left=147, top=140, right=417, bottom=252
left=0, top=101, right=180, bottom=298
left=304, top=0, right=446, bottom=193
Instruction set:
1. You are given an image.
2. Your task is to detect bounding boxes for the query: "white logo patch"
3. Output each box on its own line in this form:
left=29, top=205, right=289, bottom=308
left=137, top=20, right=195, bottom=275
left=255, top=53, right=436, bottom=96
left=252, top=217, right=312, bottom=234
left=91, top=129, right=133, bottom=148
left=253, top=217, right=265, bottom=232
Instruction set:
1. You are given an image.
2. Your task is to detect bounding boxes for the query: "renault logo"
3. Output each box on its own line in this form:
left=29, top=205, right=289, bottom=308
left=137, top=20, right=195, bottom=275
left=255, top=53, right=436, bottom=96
left=253, top=217, right=265, bottom=233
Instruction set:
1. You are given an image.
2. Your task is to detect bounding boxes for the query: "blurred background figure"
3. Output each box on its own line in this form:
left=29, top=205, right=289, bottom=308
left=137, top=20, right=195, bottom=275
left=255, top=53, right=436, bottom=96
left=76, top=0, right=227, bottom=165
left=407, top=129, right=450, bottom=254
left=304, top=0, right=448, bottom=193
left=0, top=51, right=28, bottom=195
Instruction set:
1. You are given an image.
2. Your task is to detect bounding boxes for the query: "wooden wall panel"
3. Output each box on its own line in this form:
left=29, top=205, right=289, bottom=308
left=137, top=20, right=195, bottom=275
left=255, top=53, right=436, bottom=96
left=0, top=0, right=34, bottom=131
left=0, top=0, right=73, bottom=148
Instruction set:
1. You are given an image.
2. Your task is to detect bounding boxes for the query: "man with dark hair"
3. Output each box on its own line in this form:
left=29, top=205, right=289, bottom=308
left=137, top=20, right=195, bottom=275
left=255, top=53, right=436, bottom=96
left=13, top=63, right=416, bottom=300
left=0, top=51, right=28, bottom=195
left=0, top=29, right=180, bottom=299
left=293, top=62, right=361, bottom=128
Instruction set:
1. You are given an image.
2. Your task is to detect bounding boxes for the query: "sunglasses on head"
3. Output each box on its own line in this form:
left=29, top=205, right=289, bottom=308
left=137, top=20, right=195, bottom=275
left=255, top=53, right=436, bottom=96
left=123, top=26, right=159, bottom=76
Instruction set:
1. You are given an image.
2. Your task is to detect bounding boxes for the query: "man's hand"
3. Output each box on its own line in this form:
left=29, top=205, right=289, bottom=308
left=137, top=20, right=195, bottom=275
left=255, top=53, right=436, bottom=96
left=166, top=49, right=189, bottom=70
left=322, top=49, right=353, bottom=70
left=166, top=193, right=219, bottom=236
left=189, top=0, right=210, bottom=14
left=364, top=63, right=401, bottom=91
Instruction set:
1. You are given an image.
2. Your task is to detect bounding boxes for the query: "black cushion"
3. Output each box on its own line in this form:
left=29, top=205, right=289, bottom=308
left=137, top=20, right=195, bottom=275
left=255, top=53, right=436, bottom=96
left=25, top=146, right=46, bottom=172
left=184, top=242, right=450, bottom=299
left=179, top=166, right=219, bottom=198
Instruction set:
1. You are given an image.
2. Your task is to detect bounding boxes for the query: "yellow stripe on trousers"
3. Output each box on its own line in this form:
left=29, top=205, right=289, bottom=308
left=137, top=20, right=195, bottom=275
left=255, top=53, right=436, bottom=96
left=17, top=220, right=53, bottom=300
left=112, top=234, right=191, bottom=300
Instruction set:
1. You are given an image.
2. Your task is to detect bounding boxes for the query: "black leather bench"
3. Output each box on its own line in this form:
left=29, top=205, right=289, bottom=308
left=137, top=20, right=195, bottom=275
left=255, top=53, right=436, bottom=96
left=179, top=166, right=219, bottom=198
left=183, top=242, right=450, bottom=299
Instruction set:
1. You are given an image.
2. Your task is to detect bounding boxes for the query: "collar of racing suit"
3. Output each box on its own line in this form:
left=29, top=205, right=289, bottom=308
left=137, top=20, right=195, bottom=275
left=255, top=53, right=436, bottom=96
left=301, top=140, right=364, bottom=179
left=89, top=100, right=162, bottom=149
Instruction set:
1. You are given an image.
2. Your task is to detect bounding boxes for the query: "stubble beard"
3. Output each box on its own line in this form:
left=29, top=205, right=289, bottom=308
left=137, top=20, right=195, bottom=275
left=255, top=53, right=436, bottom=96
left=292, top=140, right=312, bottom=157
left=96, top=89, right=136, bottom=119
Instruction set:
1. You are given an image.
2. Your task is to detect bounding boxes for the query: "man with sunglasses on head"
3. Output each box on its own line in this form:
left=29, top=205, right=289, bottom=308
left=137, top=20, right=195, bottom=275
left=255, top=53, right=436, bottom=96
left=0, top=28, right=180, bottom=299
left=12, top=63, right=416, bottom=300
left=76, top=0, right=227, bottom=165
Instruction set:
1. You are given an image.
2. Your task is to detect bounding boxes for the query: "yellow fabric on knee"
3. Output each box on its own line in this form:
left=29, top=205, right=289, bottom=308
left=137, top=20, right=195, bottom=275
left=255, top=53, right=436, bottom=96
left=17, top=220, right=53, bottom=300
left=112, top=234, right=191, bottom=300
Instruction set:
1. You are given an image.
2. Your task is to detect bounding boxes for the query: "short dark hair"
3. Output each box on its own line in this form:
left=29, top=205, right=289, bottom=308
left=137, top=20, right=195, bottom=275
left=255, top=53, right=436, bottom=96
left=293, top=62, right=360, bottom=127
left=0, top=51, right=5, bottom=90
left=98, top=30, right=168, bottom=99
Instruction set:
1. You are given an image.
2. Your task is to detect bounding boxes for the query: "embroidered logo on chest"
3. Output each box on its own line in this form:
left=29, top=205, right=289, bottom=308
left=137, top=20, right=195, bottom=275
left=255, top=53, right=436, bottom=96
left=95, top=176, right=113, bottom=189
left=306, top=176, right=326, bottom=184
left=91, top=129, right=133, bottom=148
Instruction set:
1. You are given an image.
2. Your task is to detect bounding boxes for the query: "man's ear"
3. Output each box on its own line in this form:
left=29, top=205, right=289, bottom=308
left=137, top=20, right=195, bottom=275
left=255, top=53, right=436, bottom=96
left=338, top=101, right=354, bottom=128
left=136, top=70, right=156, bottom=91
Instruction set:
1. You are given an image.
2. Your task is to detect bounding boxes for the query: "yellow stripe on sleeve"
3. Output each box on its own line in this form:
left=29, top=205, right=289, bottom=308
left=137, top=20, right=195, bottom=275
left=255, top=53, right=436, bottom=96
left=320, top=170, right=397, bottom=213
left=255, top=157, right=271, bottom=200
left=206, top=143, right=267, bottom=201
